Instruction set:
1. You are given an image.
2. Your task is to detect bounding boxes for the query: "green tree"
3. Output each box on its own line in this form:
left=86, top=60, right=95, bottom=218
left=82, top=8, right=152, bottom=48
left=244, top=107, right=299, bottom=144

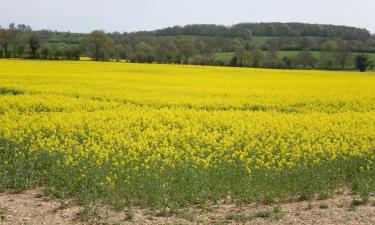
left=132, top=42, right=155, bottom=63
left=177, top=39, right=195, bottom=64
left=52, top=48, right=63, bottom=60
left=156, top=40, right=179, bottom=64
left=107, top=43, right=124, bottom=61
left=0, top=29, right=11, bottom=57
left=195, top=39, right=214, bottom=55
left=263, top=48, right=281, bottom=68
left=9, top=23, right=24, bottom=57
left=282, top=56, right=293, bottom=69
left=355, top=54, right=372, bottom=72
left=230, top=56, right=238, bottom=67
left=252, top=46, right=264, bottom=68
left=296, top=49, right=317, bottom=69
left=334, top=41, right=352, bottom=70
left=28, top=33, right=40, bottom=59
left=320, top=40, right=337, bottom=69
left=235, top=43, right=250, bottom=67
left=81, top=30, right=112, bottom=61
left=41, top=47, right=50, bottom=59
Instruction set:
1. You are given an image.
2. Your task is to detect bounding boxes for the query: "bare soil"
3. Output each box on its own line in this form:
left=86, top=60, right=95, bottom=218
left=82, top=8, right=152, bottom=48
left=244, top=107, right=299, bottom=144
left=0, top=189, right=375, bottom=225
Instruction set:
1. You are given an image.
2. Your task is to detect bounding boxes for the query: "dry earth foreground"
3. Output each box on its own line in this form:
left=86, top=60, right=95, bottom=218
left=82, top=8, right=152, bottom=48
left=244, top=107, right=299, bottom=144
left=1, top=60, right=375, bottom=224
left=1, top=189, right=375, bottom=225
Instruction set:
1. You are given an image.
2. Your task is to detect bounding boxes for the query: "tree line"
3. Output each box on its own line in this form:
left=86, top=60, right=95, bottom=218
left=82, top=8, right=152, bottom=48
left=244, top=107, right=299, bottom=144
left=0, top=23, right=80, bottom=60
left=0, top=23, right=374, bottom=71
left=152, top=23, right=371, bottom=40
left=81, top=30, right=374, bottom=71
left=229, top=39, right=373, bottom=71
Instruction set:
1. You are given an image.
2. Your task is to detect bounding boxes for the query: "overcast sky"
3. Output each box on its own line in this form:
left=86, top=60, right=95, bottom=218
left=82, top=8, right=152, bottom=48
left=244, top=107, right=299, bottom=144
left=1, top=0, right=374, bottom=33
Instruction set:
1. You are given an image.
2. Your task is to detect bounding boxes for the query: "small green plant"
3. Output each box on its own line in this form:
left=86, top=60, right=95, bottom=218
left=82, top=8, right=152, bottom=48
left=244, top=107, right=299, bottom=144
left=76, top=204, right=102, bottom=222
left=319, top=203, right=329, bottom=209
left=254, top=210, right=272, bottom=218
left=351, top=199, right=368, bottom=206
left=114, top=198, right=125, bottom=212
left=155, top=209, right=169, bottom=217
left=297, top=192, right=313, bottom=202
left=263, top=195, right=275, bottom=205
left=225, top=212, right=251, bottom=222
left=272, top=206, right=284, bottom=220
left=59, top=200, right=68, bottom=210
left=226, top=206, right=284, bottom=222
left=53, top=200, right=68, bottom=213
left=175, top=209, right=194, bottom=222
left=317, top=191, right=330, bottom=200
left=349, top=197, right=369, bottom=211
left=0, top=206, right=8, bottom=221
left=124, top=209, right=134, bottom=221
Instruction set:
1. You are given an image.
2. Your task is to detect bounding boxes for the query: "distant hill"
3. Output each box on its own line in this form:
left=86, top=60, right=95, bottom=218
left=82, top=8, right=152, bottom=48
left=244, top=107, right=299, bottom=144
left=139, top=23, right=372, bottom=40
left=37, top=22, right=373, bottom=50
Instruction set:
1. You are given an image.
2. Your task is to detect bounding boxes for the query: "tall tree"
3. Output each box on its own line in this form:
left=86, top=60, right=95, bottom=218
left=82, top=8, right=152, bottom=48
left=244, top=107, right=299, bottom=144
left=234, top=43, right=248, bottom=67
left=107, top=43, right=124, bottom=61
left=334, top=41, right=352, bottom=70
left=320, top=40, right=337, bottom=69
left=0, top=29, right=11, bottom=57
left=41, top=47, right=49, bottom=59
left=156, top=40, right=179, bottom=64
left=251, top=45, right=264, bottom=68
left=81, top=30, right=112, bottom=61
left=177, top=39, right=195, bottom=64
left=263, top=48, right=281, bottom=68
left=282, top=56, right=294, bottom=69
left=9, top=23, right=24, bottom=57
left=28, top=33, right=40, bottom=59
left=355, top=54, right=372, bottom=72
left=296, top=49, right=317, bottom=69
left=264, top=41, right=281, bottom=68
left=195, top=39, right=213, bottom=55
left=133, top=42, right=155, bottom=63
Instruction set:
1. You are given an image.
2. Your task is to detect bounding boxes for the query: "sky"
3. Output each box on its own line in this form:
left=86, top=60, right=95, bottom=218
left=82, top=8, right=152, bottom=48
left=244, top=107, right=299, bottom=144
left=1, top=0, right=374, bottom=33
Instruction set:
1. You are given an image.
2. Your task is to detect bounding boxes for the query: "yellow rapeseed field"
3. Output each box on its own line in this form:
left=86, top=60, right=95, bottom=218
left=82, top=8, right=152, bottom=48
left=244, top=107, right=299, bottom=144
left=1, top=59, right=375, bottom=205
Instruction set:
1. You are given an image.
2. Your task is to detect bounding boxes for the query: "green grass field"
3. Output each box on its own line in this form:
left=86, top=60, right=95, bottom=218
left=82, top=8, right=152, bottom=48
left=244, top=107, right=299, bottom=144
left=251, top=36, right=272, bottom=44
left=43, top=32, right=83, bottom=49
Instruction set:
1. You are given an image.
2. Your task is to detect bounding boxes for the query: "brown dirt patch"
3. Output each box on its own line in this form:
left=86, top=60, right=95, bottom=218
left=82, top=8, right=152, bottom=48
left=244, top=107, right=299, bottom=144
left=0, top=189, right=375, bottom=225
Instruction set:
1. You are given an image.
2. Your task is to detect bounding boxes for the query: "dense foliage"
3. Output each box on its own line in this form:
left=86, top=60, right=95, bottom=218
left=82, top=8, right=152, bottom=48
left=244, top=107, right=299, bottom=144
left=0, top=22, right=374, bottom=70
left=355, top=53, right=372, bottom=72
left=152, top=23, right=371, bottom=40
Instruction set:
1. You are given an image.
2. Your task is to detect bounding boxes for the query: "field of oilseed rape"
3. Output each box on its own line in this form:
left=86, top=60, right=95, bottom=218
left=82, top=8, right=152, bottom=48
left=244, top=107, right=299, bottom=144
left=1, top=60, right=375, bottom=208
